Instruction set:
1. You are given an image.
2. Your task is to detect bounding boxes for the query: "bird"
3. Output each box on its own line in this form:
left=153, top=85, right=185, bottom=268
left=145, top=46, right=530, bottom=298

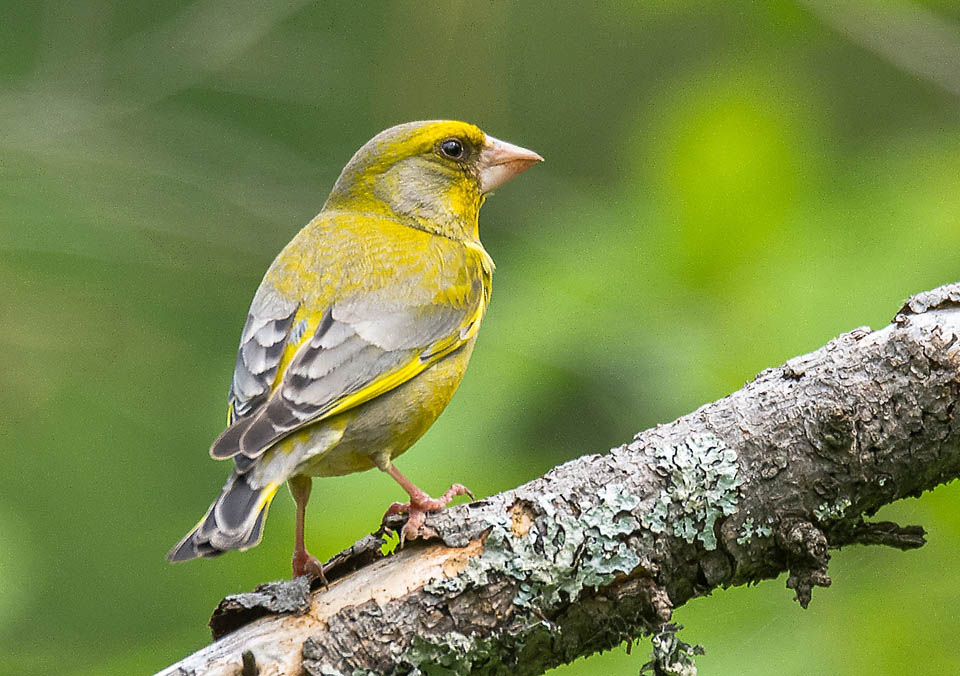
left=167, top=120, right=542, bottom=578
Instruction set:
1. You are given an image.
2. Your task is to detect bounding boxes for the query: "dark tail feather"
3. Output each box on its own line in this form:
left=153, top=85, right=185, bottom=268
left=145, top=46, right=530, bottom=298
left=167, top=472, right=279, bottom=563
left=209, top=417, right=255, bottom=459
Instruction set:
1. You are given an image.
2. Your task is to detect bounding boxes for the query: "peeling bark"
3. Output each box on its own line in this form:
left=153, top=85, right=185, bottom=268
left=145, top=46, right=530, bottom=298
left=157, top=283, right=960, bottom=676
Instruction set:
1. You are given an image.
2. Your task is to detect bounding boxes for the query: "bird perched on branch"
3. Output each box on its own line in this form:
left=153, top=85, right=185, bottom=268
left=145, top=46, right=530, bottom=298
left=168, top=120, right=542, bottom=578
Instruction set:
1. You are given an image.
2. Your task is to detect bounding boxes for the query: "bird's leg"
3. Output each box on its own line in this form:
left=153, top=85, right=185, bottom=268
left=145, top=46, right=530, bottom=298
left=381, top=464, right=473, bottom=544
left=289, top=475, right=327, bottom=584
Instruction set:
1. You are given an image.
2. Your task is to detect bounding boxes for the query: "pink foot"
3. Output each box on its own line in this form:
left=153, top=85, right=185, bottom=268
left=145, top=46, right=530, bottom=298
left=292, top=548, right=328, bottom=585
left=383, top=483, right=474, bottom=543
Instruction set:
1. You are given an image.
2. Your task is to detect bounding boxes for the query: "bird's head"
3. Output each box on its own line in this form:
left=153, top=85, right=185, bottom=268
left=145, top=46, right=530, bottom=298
left=325, top=121, right=542, bottom=242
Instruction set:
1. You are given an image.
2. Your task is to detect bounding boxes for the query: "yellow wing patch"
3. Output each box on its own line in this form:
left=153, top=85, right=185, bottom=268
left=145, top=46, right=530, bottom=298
left=271, top=309, right=323, bottom=393
left=311, top=290, right=485, bottom=423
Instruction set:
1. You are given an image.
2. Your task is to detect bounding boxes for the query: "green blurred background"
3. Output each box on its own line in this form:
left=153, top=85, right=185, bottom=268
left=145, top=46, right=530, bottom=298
left=2, top=1, right=960, bottom=674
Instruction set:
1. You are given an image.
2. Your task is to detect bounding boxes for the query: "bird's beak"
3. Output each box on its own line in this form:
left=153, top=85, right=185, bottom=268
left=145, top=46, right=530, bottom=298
left=478, top=135, right=543, bottom=194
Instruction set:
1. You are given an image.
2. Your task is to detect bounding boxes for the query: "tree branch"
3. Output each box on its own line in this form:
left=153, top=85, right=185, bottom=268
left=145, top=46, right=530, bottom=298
left=158, top=282, right=960, bottom=676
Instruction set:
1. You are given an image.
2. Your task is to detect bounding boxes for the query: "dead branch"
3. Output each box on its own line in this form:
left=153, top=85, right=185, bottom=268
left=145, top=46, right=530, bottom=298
left=158, top=282, right=960, bottom=676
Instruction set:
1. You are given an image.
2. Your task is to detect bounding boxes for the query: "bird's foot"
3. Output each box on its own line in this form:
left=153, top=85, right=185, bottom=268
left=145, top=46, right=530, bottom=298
left=383, top=483, right=474, bottom=544
left=292, top=548, right=329, bottom=587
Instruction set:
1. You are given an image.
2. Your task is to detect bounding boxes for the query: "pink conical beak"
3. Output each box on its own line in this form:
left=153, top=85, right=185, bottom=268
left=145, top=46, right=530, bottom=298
left=478, top=135, right=543, bottom=194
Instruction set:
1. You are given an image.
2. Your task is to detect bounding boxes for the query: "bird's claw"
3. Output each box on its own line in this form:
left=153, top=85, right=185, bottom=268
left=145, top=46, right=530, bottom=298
left=448, top=483, right=475, bottom=502
left=292, top=550, right=329, bottom=587
left=381, top=482, right=473, bottom=545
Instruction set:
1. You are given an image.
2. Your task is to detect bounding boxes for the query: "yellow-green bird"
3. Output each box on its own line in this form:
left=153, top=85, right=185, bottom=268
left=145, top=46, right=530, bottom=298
left=168, top=120, right=542, bottom=578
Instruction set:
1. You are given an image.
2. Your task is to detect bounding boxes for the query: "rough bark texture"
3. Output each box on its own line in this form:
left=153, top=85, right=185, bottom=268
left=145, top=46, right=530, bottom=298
left=158, top=283, right=960, bottom=676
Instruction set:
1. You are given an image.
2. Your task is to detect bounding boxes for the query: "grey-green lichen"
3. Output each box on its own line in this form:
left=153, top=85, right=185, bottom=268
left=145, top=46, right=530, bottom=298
left=412, top=444, right=734, bottom=673
left=813, top=497, right=851, bottom=522
left=736, top=517, right=773, bottom=545
left=641, top=624, right=704, bottom=676
left=414, top=483, right=643, bottom=674
left=403, top=631, right=516, bottom=675
left=639, top=433, right=743, bottom=550
left=424, top=483, right=641, bottom=609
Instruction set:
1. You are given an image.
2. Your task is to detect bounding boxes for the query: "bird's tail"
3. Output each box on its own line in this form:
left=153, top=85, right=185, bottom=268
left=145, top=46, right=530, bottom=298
left=167, top=471, right=280, bottom=562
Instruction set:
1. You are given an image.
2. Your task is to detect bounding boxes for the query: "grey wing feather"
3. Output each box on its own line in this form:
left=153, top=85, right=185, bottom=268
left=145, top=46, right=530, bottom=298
left=333, top=291, right=467, bottom=350
left=227, top=287, right=299, bottom=423
left=234, top=297, right=469, bottom=458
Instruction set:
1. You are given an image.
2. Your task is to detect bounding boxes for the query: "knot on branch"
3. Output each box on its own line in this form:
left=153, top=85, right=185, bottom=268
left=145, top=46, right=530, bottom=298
left=614, top=576, right=673, bottom=625
left=778, top=519, right=831, bottom=609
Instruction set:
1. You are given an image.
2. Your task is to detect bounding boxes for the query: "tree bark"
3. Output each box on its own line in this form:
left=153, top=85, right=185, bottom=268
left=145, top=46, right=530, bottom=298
left=157, top=282, right=960, bottom=676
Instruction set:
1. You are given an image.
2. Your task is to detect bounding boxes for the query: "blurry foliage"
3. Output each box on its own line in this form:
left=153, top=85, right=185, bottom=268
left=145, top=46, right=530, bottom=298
left=1, top=1, right=960, bottom=674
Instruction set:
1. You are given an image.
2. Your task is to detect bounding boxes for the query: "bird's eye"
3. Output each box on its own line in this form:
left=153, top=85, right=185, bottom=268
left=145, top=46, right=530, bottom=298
left=439, top=138, right=464, bottom=159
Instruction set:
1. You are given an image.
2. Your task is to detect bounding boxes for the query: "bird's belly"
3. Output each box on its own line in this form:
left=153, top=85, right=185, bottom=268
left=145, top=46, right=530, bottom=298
left=295, top=336, right=477, bottom=478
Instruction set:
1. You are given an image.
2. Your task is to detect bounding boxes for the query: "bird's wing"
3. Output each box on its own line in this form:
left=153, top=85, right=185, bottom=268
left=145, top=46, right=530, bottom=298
left=225, top=287, right=300, bottom=424
left=211, top=274, right=486, bottom=460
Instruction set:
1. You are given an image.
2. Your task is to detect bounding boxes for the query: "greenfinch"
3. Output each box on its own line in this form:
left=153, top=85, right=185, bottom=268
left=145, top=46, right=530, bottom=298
left=168, top=121, right=542, bottom=577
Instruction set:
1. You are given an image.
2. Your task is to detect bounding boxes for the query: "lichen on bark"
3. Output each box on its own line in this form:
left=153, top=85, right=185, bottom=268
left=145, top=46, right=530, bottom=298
left=638, top=433, right=742, bottom=550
